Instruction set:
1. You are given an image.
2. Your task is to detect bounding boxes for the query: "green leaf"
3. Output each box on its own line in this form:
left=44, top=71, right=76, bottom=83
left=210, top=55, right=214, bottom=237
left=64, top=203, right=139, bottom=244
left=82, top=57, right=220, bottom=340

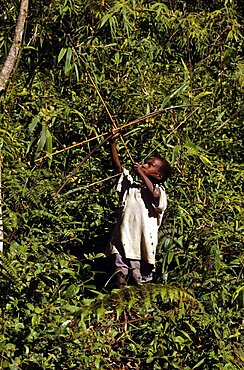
left=36, top=125, right=47, bottom=154
left=34, top=307, right=44, bottom=314
left=62, top=304, right=81, bottom=313
left=58, top=47, right=67, bottom=63
left=65, top=284, right=80, bottom=299
left=161, top=83, right=188, bottom=108
left=200, top=154, right=212, bottom=166
left=64, top=47, right=73, bottom=75
left=28, top=116, right=40, bottom=135
left=14, top=323, right=25, bottom=330
left=193, top=91, right=213, bottom=100
left=192, top=358, right=205, bottom=369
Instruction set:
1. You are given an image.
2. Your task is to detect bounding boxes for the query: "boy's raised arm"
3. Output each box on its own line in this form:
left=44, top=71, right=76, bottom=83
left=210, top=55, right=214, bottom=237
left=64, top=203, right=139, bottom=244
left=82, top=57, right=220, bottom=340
left=110, top=130, right=123, bottom=173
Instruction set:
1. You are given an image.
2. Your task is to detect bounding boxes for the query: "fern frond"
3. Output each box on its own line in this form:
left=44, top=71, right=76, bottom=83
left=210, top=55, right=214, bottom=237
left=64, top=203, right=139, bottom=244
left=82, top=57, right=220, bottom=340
left=0, top=253, right=18, bottom=279
left=81, top=284, right=204, bottom=323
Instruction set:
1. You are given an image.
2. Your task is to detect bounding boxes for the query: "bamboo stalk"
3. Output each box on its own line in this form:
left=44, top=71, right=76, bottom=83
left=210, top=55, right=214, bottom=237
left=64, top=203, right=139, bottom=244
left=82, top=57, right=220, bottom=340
left=70, top=39, right=134, bottom=163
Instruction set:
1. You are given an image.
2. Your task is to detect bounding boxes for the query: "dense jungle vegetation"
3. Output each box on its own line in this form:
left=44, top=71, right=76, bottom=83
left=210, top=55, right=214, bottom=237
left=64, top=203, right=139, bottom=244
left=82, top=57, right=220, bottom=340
left=0, top=0, right=243, bottom=368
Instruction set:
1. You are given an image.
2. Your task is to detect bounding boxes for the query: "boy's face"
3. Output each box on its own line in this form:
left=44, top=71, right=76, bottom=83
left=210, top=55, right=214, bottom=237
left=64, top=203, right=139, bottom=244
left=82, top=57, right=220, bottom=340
left=141, top=157, right=163, bottom=180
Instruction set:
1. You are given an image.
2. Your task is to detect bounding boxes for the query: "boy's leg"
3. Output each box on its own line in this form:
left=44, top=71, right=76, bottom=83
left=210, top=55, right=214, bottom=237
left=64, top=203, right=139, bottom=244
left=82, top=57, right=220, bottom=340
left=129, top=260, right=142, bottom=284
left=113, top=253, right=129, bottom=288
left=140, top=260, right=154, bottom=283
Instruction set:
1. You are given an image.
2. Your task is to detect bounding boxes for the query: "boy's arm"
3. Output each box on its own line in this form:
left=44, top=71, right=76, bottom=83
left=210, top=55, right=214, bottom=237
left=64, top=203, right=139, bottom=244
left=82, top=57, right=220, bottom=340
left=110, top=131, right=123, bottom=173
left=134, top=163, right=161, bottom=200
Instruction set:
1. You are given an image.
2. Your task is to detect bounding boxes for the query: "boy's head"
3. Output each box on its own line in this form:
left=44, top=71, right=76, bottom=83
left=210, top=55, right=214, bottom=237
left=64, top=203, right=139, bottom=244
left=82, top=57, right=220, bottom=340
left=142, top=156, right=172, bottom=183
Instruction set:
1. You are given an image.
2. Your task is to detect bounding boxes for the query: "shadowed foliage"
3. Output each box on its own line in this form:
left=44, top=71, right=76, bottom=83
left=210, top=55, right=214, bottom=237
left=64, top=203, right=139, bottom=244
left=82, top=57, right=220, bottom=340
left=0, top=0, right=243, bottom=368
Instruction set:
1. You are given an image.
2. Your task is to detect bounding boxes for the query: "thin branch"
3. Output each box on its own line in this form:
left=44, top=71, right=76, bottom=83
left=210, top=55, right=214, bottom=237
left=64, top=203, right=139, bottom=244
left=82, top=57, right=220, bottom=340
left=63, top=173, right=121, bottom=196
left=214, top=106, right=244, bottom=132
left=57, top=132, right=114, bottom=193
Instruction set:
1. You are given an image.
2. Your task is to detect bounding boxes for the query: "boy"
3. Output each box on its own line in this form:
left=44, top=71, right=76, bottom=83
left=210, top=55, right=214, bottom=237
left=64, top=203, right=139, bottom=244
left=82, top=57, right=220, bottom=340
left=107, top=130, right=172, bottom=288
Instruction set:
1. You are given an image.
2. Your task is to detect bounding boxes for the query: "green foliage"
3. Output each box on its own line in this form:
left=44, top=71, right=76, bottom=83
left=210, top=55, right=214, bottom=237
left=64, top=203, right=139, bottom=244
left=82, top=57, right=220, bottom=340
left=0, top=242, right=98, bottom=369
left=0, top=0, right=243, bottom=368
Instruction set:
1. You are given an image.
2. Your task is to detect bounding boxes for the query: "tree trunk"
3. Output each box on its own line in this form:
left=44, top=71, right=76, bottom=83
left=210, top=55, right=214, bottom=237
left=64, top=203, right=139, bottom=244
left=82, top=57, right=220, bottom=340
left=0, top=0, right=29, bottom=253
left=0, top=0, right=29, bottom=92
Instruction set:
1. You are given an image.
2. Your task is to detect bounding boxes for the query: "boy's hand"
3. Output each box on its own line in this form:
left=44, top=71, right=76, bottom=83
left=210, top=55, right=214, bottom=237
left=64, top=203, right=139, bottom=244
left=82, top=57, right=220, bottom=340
left=134, top=162, right=160, bottom=199
left=110, top=128, right=121, bottom=141
left=133, top=162, right=144, bottom=176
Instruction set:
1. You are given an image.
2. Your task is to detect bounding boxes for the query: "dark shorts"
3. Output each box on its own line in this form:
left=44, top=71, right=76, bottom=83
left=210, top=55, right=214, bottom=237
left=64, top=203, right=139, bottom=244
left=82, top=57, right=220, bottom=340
left=111, top=253, right=154, bottom=284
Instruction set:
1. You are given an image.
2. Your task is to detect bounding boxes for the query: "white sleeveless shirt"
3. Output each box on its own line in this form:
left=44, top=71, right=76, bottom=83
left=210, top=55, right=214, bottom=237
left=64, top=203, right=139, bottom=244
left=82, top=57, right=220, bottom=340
left=109, top=168, right=167, bottom=265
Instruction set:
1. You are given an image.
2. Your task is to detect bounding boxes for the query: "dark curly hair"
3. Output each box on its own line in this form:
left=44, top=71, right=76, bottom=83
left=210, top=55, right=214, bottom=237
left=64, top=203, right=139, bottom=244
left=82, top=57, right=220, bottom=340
left=154, top=156, right=173, bottom=182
